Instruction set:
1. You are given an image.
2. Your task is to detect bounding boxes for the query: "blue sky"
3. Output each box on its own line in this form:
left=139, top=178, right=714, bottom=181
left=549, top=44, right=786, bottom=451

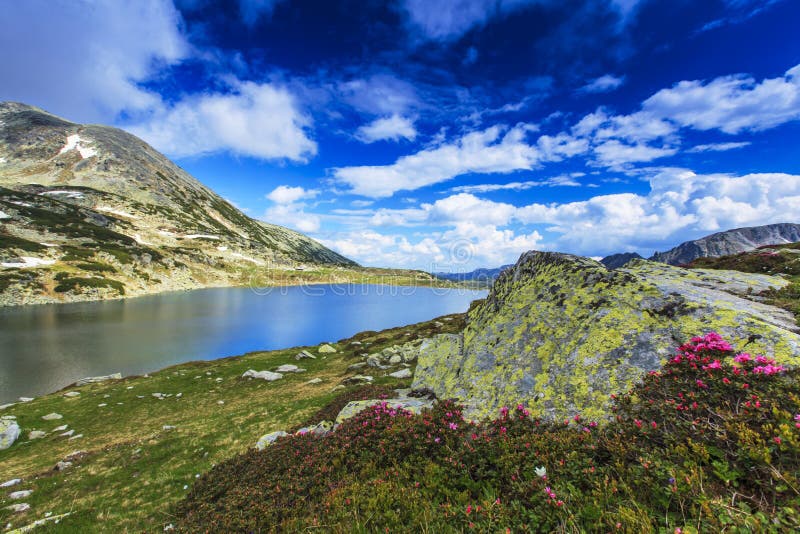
left=2, top=0, right=800, bottom=270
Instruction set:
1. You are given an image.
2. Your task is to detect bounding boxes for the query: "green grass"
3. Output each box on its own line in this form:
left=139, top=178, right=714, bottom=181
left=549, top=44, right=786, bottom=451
left=53, top=276, right=126, bottom=295
left=0, top=314, right=464, bottom=533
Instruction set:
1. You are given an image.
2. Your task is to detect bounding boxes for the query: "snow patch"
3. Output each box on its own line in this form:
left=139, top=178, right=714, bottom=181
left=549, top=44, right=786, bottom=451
left=216, top=246, right=228, bottom=252
left=96, top=206, right=138, bottom=219
left=158, top=230, right=176, bottom=237
left=41, top=190, right=84, bottom=199
left=10, top=200, right=33, bottom=207
left=0, top=157, right=6, bottom=164
left=0, top=210, right=9, bottom=219
left=40, top=243, right=59, bottom=247
left=183, top=234, right=219, bottom=240
left=1, top=257, right=56, bottom=268
left=58, top=134, right=97, bottom=159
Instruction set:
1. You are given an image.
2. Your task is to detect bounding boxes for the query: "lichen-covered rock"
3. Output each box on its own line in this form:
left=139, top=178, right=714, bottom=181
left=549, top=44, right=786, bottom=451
left=255, top=430, right=288, bottom=450
left=334, top=398, right=435, bottom=425
left=0, top=417, right=20, bottom=450
left=242, top=370, right=283, bottom=381
left=388, top=368, right=413, bottom=379
left=318, top=344, right=337, bottom=354
left=295, top=350, right=316, bottom=360
left=274, top=364, right=305, bottom=373
left=412, top=251, right=800, bottom=422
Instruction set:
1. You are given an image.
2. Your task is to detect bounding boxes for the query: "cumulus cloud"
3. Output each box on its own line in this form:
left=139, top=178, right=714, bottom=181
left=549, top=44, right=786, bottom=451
left=0, top=0, right=187, bottom=123
left=642, top=64, right=800, bottom=134
left=338, top=74, right=419, bottom=116
left=578, top=74, right=626, bottom=94
left=263, top=204, right=321, bottom=233
left=266, top=185, right=318, bottom=204
left=355, top=115, right=418, bottom=143
left=451, top=174, right=583, bottom=193
left=687, top=141, right=751, bottom=153
left=333, top=124, right=540, bottom=197
left=593, top=140, right=678, bottom=167
left=128, top=80, right=317, bottom=161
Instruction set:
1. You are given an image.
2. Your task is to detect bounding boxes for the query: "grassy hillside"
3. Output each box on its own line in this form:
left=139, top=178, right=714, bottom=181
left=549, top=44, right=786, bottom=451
left=0, top=315, right=465, bottom=532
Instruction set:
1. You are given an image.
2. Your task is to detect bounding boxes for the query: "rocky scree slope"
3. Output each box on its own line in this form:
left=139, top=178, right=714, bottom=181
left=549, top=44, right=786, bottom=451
left=0, top=102, right=355, bottom=305
left=650, top=222, right=800, bottom=265
left=412, top=251, right=800, bottom=421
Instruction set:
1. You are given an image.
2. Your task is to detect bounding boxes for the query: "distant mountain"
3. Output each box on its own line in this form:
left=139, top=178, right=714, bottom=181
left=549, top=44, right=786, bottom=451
left=650, top=223, right=800, bottom=265
left=0, top=102, right=355, bottom=305
left=600, top=252, right=643, bottom=269
left=433, top=265, right=513, bottom=285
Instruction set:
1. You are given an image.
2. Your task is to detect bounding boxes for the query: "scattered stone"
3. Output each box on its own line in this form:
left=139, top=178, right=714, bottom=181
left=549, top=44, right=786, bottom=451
left=295, top=421, right=333, bottom=437
left=305, top=378, right=323, bottom=385
left=176, top=393, right=183, bottom=398
left=275, top=364, right=305, bottom=373
left=60, top=430, right=74, bottom=437
left=28, top=431, right=46, bottom=440
left=256, top=430, right=288, bottom=450
left=366, top=355, right=382, bottom=367
left=1, top=479, right=21, bottom=488
left=5, top=503, right=30, bottom=513
left=217, top=401, right=225, bottom=405
left=331, top=385, right=345, bottom=392
left=295, top=350, right=316, bottom=360
left=64, top=450, right=87, bottom=461
left=63, top=392, right=80, bottom=398
left=318, top=344, right=337, bottom=354
left=215, top=377, right=223, bottom=382
left=68, top=434, right=83, bottom=441
left=75, top=373, right=122, bottom=386
left=9, top=490, right=32, bottom=500
left=341, top=375, right=373, bottom=386
left=104, top=394, right=111, bottom=398
left=18, top=397, right=34, bottom=403
left=126, top=386, right=134, bottom=390
left=152, top=393, right=165, bottom=399
left=162, top=425, right=176, bottom=431
left=335, top=397, right=435, bottom=424
left=350, top=341, right=362, bottom=346
left=52, top=425, right=68, bottom=432
left=389, top=368, right=413, bottom=379
left=42, top=413, right=63, bottom=421
left=388, top=355, right=403, bottom=365
left=347, top=362, right=367, bottom=371
left=0, top=417, right=20, bottom=450
left=242, top=370, right=283, bottom=381
left=97, top=403, right=107, bottom=407
left=54, top=461, right=72, bottom=471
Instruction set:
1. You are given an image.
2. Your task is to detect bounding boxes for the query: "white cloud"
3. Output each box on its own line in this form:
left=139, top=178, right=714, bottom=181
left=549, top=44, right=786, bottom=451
left=333, top=124, right=540, bottom=197
left=263, top=203, right=321, bottom=233
left=451, top=174, right=582, bottom=193
left=355, top=115, right=417, bottom=143
left=128, top=80, right=317, bottom=161
left=642, top=64, right=800, bottom=134
left=266, top=185, right=318, bottom=204
left=338, top=74, right=419, bottom=116
left=593, top=140, right=678, bottom=167
left=578, top=74, right=626, bottom=94
left=0, top=0, right=187, bottom=123
left=687, top=141, right=751, bottom=153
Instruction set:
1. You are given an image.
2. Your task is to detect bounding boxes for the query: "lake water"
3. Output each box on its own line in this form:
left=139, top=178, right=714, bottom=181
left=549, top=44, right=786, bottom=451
left=0, top=285, right=485, bottom=403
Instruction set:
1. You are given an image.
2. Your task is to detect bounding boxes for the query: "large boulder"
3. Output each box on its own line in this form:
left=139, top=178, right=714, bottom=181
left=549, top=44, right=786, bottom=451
left=255, top=430, right=288, bottom=450
left=412, top=252, right=800, bottom=422
left=0, top=416, right=20, bottom=450
left=242, top=370, right=283, bottom=381
left=335, top=398, right=435, bottom=425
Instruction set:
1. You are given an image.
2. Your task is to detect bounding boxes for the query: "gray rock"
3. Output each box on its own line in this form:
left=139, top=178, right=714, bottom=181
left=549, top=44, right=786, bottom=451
left=9, top=490, right=32, bottom=499
left=5, top=503, right=30, bottom=513
left=52, top=424, right=68, bottom=432
left=28, top=430, right=46, bottom=440
left=318, top=344, right=337, bottom=354
left=63, top=391, right=80, bottom=398
left=0, top=479, right=21, bottom=488
left=388, top=368, right=413, bottom=379
left=275, top=364, right=305, bottom=373
left=341, top=375, right=373, bottom=386
left=42, top=413, right=63, bottom=421
left=242, top=369, right=283, bottom=381
left=335, top=398, right=435, bottom=425
left=75, top=373, right=122, bottom=386
left=388, top=355, right=403, bottom=365
left=347, top=362, right=367, bottom=371
left=365, top=355, right=382, bottom=367
left=18, top=397, right=34, bottom=402
left=54, top=461, right=73, bottom=471
left=295, top=421, right=333, bottom=437
left=305, top=378, right=323, bottom=385
left=295, top=350, right=316, bottom=360
left=0, top=417, right=20, bottom=450
left=0, top=403, right=16, bottom=410
left=256, top=430, right=288, bottom=450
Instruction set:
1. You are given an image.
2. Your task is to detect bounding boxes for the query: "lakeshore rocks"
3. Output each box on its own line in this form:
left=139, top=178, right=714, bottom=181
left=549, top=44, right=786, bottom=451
left=0, top=417, right=20, bottom=450
left=242, top=370, right=283, bottom=382
left=412, top=252, right=800, bottom=422
left=256, top=430, right=288, bottom=450
left=75, top=373, right=122, bottom=386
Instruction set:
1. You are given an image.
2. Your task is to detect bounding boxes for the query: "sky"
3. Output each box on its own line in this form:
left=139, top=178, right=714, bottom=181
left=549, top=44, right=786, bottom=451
left=1, top=0, right=800, bottom=271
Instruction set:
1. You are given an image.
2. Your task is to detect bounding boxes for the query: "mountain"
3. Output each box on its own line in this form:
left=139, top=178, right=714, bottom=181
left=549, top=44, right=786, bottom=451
left=649, top=223, right=800, bottom=265
left=0, top=102, right=355, bottom=305
left=432, top=264, right=512, bottom=285
left=600, top=252, right=643, bottom=269
left=412, top=251, right=800, bottom=421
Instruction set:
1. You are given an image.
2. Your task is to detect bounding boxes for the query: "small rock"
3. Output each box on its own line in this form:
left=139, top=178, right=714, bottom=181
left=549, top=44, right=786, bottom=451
left=305, top=378, right=323, bottom=385
left=366, top=355, right=382, bottom=367
left=176, top=393, right=183, bottom=398
left=152, top=393, right=165, bottom=399
left=215, top=377, right=223, bottom=382
left=0, top=418, right=20, bottom=450
left=242, top=370, right=283, bottom=381
left=5, top=503, right=30, bottom=513
left=52, top=425, right=68, bottom=432
left=9, top=490, right=32, bottom=500
left=54, top=461, right=72, bottom=471
left=347, top=362, right=367, bottom=371
left=318, top=344, right=337, bottom=354
left=97, top=403, right=107, bottom=407
left=28, top=430, right=46, bottom=440
left=63, top=392, right=80, bottom=398
left=341, top=375, right=373, bottom=386
left=217, top=401, right=225, bottom=405
left=256, top=430, right=288, bottom=450
left=294, top=421, right=333, bottom=437
left=389, top=368, right=413, bottom=379
left=18, top=397, right=34, bottom=403
left=162, top=425, right=176, bottom=431
left=68, top=434, right=83, bottom=441
left=42, top=413, right=63, bottom=421
left=0, top=479, right=21, bottom=488
left=60, top=430, right=75, bottom=437
left=350, top=341, right=362, bottom=346
left=388, top=355, right=403, bottom=365
left=275, top=364, right=305, bottom=373
left=295, top=350, right=316, bottom=360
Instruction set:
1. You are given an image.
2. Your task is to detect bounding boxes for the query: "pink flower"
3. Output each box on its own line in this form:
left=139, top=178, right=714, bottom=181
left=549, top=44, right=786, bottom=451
left=465, top=505, right=472, bottom=515
left=651, top=421, right=658, bottom=429
left=702, top=360, right=722, bottom=370
left=774, top=437, right=782, bottom=445
left=634, top=419, right=643, bottom=429
left=695, top=379, right=708, bottom=389
left=734, top=353, right=752, bottom=363
left=448, top=422, right=458, bottom=430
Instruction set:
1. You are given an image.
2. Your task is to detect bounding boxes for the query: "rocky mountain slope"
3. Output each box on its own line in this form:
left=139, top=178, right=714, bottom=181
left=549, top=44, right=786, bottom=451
left=650, top=222, right=800, bottom=265
left=0, top=102, right=356, bottom=305
left=432, top=264, right=512, bottom=286
left=412, top=252, right=800, bottom=421
left=600, top=251, right=642, bottom=269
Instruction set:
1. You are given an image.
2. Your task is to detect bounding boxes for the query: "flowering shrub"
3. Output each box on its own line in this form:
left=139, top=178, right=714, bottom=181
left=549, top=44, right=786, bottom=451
left=176, top=333, right=800, bottom=532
